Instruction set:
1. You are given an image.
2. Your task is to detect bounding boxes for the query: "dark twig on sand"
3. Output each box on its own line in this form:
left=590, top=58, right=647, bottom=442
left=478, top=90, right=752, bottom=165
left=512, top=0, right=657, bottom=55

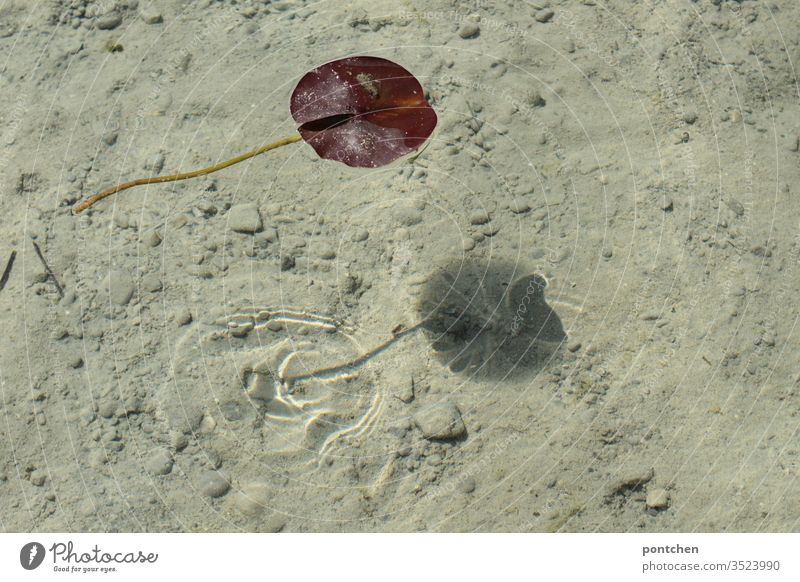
left=31, top=241, right=64, bottom=298
left=0, top=250, right=16, bottom=292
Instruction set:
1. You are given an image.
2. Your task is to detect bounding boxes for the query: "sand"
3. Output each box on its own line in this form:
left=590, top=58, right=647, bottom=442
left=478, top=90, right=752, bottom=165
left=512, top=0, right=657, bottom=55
left=1, top=0, right=799, bottom=532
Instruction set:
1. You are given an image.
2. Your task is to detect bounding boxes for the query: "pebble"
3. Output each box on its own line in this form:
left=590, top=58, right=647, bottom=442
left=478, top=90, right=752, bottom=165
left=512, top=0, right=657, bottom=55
left=68, top=353, right=84, bottom=369
left=141, top=10, right=163, bottom=24
left=96, top=13, right=123, bottom=30
left=535, top=9, right=555, bottom=23
left=458, top=477, right=476, bottom=494
left=682, top=111, right=698, bottom=125
left=352, top=229, right=369, bottom=242
left=145, top=449, right=173, bottom=476
left=98, top=399, right=117, bottom=419
left=469, top=209, right=490, bottom=225
left=729, top=110, right=742, bottom=123
left=174, top=307, right=192, bottom=326
left=393, top=207, right=423, bottom=227
left=414, top=401, right=466, bottom=440
left=30, top=470, right=47, bottom=487
left=199, top=471, right=230, bottom=498
left=462, top=238, right=476, bottom=251
left=165, top=432, right=187, bottom=453
left=567, top=341, right=582, bottom=353
left=234, top=482, right=271, bottom=516
left=646, top=488, right=670, bottom=510
left=458, top=22, right=480, bottom=39
left=141, top=272, right=162, bottom=292
left=228, top=204, right=263, bottom=233
left=104, top=270, right=135, bottom=305
left=482, top=223, right=500, bottom=237
left=280, top=256, right=295, bottom=271
left=144, top=230, right=162, bottom=248
left=262, top=515, right=287, bottom=533
left=725, top=197, right=745, bottom=216
left=509, top=198, right=530, bottom=214
left=260, top=227, right=278, bottom=243
left=314, top=243, right=336, bottom=260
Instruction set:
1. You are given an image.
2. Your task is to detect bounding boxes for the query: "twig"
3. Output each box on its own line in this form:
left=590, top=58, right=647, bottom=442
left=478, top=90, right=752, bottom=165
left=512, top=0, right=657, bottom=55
left=0, top=250, right=16, bottom=292
left=31, top=241, right=64, bottom=298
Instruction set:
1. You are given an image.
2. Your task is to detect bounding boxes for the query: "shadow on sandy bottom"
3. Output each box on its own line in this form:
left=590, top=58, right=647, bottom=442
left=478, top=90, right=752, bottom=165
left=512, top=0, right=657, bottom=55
left=417, top=259, right=566, bottom=380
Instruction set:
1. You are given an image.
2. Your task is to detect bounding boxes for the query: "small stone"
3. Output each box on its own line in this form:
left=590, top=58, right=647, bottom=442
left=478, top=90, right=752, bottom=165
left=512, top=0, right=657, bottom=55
left=788, top=136, right=800, bottom=152
left=646, top=488, right=670, bottom=510
left=509, top=198, right=530, bottom=214
left=661, top=197, right=674, bottom=212
left=145, top=449, right=173, bottom=476
left=458, top=21, right=480, bottom=39
left=280, top=255, right=295, bottom=271
left=199, top=471, right=230, bottom=498
left=535, top=9, right=555, bottom=23
left=170, top=431, right=189, bottom=451
left=458, top=477, right=476, bottom=494
left=235, top=482, right=272, bottom=516
left=482, top=223, right=500, bottom=237
left=30, top=470, right=47, bottom=487
left=469, top=209, right=490, bottom=225
left=263, top=515, right=287, bottom=533
left=175, top=307, right=192, bottom=326
left=414, top=401, right=466, bottom=440
left=314, top=243, right=336, bottom=260
left=68, top=353, right=84, bottom=369
left=352, top=229, right=369, bottom=242
left=141, top=10, right=163, bottom=24
left=729, top=110, right=742, bottom=123
left=462, top=238, right=476, bottom=251
left=602, top=247, right=613, bottom=259
left=104, top=270, right=135, bottom=305
left=98, top=399, right=117, bottom=419
left=725, top=198, right=745, bottom=216
left=682, top=111, right=698, bottom=125
left=567, top=341, right=582, bottom=353
left=393, top=206, right=423, bottom=227
left=228, top=204, right=263, bottom=233
left=260, top=227, right=278, bottom=243
left=141, top=272, right=162, bottom=292
left=96, top=13, right=123, bottom=30
left=144, top=230, right=162, bottom=248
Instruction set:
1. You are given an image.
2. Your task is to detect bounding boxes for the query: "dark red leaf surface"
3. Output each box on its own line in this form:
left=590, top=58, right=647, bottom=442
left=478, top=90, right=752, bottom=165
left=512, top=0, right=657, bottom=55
left=290, top=56, right=438, bottom=168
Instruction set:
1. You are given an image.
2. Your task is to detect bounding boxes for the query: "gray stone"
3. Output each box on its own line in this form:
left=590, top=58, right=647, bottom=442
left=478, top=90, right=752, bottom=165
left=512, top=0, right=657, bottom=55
left=141, top=10, right=163, bottom=24
left=509, top=198, right=530, bottom=214
left=414, top=401, right=466, bottom=440
left=145, top=448, right=173, bottom=476
left=314, top=243, right=336, bottom=260
left=30, top=470, right=47, bottom=487
left=646, top=488, right=670, bottom=510
left=174, top=307, right=192, bottom=326
left=96, top=13, right=123, bottom=30
left=144, top=230, right=162, bottom=248
left=458, top=476, right=476, bottom=494
left=469, top=209, right=490, bottom=225
left=199, top=471, right=230, bottom=498
left=458, top=22, right=480, bottom=39
left=228, top=204, right=263, bottom=233
left=104, top=270, right=135, bottom=305
left=235, top=482, right=271, bottom=516
left=141, top=272, right=162, bottom=292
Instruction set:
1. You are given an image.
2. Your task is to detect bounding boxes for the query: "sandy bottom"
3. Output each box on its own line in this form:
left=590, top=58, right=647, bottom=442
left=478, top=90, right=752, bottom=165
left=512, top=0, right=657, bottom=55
left=1, top=0, right=799, bottom=532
